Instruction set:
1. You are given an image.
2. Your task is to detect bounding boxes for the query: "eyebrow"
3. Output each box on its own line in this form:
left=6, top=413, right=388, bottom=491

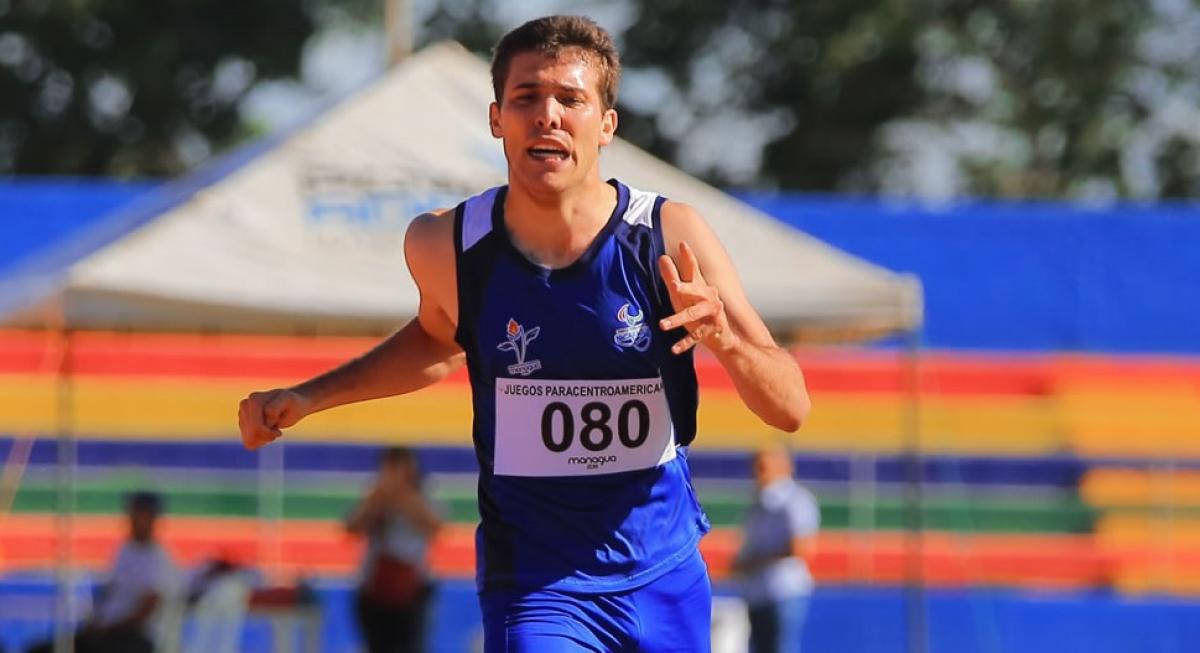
left=511, top=81, right=588, bottom=94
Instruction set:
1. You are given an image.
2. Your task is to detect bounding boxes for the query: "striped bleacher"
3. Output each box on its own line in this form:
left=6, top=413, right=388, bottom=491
left=2, top=331, right=1199, bottom=595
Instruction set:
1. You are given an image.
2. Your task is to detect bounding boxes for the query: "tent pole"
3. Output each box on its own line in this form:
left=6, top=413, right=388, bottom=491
left=385, top=0, right=413, bottom=66
left=849, top=449, right=876, bottom=582
left=256, top=365, right=285, bottom=581
left=902, top=323, right=926, bottom=653
left=53, top=326, right=76, bottom=653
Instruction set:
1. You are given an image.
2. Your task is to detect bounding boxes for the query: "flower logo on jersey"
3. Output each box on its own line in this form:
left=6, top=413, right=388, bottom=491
left=498, top=318, right=542, bottom=376
left=613, top=303, right=651, bottom=352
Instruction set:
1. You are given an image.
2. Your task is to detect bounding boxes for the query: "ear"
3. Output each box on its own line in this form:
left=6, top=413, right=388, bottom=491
left=598, top=107, right=618, bottom=147
left=489, top=102, right=503, bottom=139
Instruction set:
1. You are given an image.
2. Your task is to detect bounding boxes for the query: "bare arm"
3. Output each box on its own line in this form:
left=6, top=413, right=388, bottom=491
left=240, top=210, right=463, bottom=449
left=345, top=487, right=387, bottom=535
left=289, top=316, right=462, bottom=415
left=346, top=487, right=443, bottom=538
left=397, top=493, right=444, bottom=537
left=658, top=202, right=810, bottom=432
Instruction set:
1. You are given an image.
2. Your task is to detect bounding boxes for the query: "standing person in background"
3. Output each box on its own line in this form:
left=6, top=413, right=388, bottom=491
left=346, top=447, right=442, bottom=653
left=734, top=444, right=821, bottom=653
left=240, top=14, right=809, bottom=650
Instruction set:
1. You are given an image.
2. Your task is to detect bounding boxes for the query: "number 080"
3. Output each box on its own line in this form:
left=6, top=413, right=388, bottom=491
left=540, top=400, right=650, bottom=453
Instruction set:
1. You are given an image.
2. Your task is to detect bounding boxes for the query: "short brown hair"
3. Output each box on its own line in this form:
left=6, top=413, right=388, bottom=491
left=491, top=15, right=621, bottom=111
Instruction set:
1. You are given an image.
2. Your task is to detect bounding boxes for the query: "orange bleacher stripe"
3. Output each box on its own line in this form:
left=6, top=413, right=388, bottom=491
left=1095, top=514, right=1200, bottom=544
left=1060, top=386, right=1200, bottom=457
left=0, top=515, right=1151, bottom=592
left=1081, top=468, right=1200, bottom=507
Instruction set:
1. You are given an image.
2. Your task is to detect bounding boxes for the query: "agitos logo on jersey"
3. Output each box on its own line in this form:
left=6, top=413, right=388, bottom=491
left=497, top=318, right=542, bottom=376
left=613, top=303, right=651, bottom=352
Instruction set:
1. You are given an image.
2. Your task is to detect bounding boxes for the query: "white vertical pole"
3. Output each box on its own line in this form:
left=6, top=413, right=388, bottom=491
left=53, top=328, right=76, bottom=653
left=385, top=0, right=413, bottom=66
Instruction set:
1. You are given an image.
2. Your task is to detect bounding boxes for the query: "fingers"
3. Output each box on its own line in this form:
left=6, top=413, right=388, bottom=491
left=677, top=241, right=704, bottom=285
left=263, top=393, right=286, bottom=427
left=671, top=331, right=701, bottom=355
left=658, top=254, right=683, bottom=306
left=659, top=301, right=719, bottom=332
left=659, top=240, right=730, bottom=355
left=658, top=242, right=704, bottom=303
left=670, top=324, right=722, bottom=355
left=238, top=392, right=284, bottom=450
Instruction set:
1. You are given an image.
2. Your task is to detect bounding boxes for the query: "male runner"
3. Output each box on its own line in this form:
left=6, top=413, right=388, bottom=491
left=239, top=15, right=810, bottom=652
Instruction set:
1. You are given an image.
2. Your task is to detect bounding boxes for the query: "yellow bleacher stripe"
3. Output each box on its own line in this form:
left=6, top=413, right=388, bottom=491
left=779, top=393, right=1061, bottom=453
left=0, top=374, right=1066, bottom=454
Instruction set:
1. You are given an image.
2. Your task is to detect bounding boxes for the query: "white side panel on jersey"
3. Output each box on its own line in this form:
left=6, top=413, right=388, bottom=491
left=462, top=186, right=500, bottom=251
left=623, top=186, right=658, bottom=229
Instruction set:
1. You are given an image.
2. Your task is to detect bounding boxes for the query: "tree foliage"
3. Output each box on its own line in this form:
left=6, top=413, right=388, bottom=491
left=615, top=0, right=1199, bottom=199
left=3, top=0, right=1197, bottom=200
left=0, top=0, right=317, bottom=176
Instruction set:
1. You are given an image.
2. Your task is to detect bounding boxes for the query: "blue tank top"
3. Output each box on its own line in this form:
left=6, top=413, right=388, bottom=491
left=453, top=179, right=711, bottom=593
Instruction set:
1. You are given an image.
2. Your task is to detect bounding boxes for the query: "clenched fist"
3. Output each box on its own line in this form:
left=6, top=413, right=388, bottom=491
left=238, top=388, right=310, bottom=450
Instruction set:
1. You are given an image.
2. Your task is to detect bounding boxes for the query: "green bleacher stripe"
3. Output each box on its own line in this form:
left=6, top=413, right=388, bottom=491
left=9, top=482, right=1099, bottom=533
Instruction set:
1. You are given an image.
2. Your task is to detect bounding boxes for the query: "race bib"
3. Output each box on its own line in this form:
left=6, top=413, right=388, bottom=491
left=494, top=377, right=677, bottom=477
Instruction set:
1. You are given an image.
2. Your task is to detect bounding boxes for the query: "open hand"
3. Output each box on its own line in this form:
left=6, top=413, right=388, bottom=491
left=657, top=241, right=737, bottom=355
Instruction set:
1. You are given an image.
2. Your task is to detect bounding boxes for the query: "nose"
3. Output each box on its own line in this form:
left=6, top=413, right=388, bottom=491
left=534, top=97, right=562, bottom=131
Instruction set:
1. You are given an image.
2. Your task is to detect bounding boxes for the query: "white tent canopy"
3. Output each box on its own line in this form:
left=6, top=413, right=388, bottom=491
left=1, top=42, right=921, bottom=338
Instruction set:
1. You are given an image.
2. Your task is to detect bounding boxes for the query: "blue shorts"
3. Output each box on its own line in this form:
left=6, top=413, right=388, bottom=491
left=480, top=549, right=712, bottom=652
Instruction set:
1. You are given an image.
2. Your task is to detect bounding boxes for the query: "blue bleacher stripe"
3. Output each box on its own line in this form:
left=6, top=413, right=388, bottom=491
left=4, top=437, right=1174, bottom=487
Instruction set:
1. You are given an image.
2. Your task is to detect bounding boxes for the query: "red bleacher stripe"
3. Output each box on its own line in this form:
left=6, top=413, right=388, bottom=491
left=4, top=332, right=1199, bottom=401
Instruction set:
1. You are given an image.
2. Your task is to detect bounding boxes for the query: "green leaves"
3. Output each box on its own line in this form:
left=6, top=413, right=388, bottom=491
left=0, top=0, right=317, bottom=176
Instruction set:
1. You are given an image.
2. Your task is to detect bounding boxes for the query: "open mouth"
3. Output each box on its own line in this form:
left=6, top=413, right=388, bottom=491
left=528, top=147, right=569, bottom=161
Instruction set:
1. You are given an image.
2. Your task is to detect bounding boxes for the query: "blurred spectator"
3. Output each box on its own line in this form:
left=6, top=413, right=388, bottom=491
left=346, top=447, right=442, bottom=653
left=733, top=443, right=821, bottom=653
left=183, top=547, right=260, bottom=653
left=28, top=490, right=179, bottom=653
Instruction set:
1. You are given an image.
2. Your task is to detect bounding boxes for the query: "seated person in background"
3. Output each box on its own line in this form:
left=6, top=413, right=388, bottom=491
left=346, top=446, right=443, bottom=653
left=29, top=491, right=178, bottom=653
left=184, top=547, right=260, bottom=653
left=185, top=547, right=260, bottom=606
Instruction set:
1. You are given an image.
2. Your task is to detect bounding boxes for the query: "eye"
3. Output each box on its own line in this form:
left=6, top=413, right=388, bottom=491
left=560, top=95, right=584, bottom=107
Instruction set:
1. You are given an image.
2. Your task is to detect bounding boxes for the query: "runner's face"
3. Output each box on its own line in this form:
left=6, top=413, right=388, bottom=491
left=490, top=50, right=617, bottom=194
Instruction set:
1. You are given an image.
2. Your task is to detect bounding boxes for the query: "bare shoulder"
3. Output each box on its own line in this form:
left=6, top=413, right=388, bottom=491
left=406, top=207, right=455, bottom=250
left=405, top=208, right=456, bottom=272
left=659, top=200, right=705, bottom=231
left=659, top=200, right=724, bottom=258
left=404, top=207, right=458, bottom=319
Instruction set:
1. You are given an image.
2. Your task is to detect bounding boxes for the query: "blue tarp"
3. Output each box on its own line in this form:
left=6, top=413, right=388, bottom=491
left=2, top=179, right=1197, bottom=353
left=0, top=179, right=154, bottom=274
left=739, top=194, right=1200, bottom=354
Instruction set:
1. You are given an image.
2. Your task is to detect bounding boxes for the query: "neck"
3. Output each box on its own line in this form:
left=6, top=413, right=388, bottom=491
left=504, top=173, right=616, bottom=269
